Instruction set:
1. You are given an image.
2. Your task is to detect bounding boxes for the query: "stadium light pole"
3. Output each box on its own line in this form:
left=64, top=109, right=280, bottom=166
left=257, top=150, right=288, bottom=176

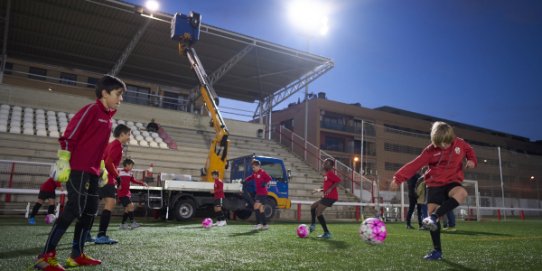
left=288, top=1, right=329, bottom=160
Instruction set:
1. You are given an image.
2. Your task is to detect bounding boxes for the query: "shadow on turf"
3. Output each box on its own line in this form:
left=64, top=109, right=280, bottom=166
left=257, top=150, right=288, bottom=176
left=309, top=237, right=349, bottom=250
left=442, top=230, right=511, bottom=236
left=0, top=244, right=72, bottom=259
left=228, top=230, right=260, bottom=237
left=441, top=259, right=477, bottom=271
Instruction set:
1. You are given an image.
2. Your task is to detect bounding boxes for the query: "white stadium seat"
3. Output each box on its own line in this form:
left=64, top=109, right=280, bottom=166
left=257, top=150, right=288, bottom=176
left=155, top=137, right=163, bottom=143
left=150, top=132, right=159, bottom=138
left=49, top=130, right=60, bottom=138
left=139, top=140, right=149, bottom=147
left=142, top=131, right=150, bottom=137
left=145, top=136, right=154, bottom=143
left=0, top=123, right=7, bottom=133
left=135, top=122, right=144, bottom=129
left=117, top=119, right=125, bottom=125
left=129, top=139, right=139, bottom=146
left=9, top=126, right=21, bottom=134
left=159, top=142, right=168, bottom=149
left=126, top=121, right=134, bottom=127
left=36, top=129, right=47, bottom=137
left=23, top=128, right=34, bottom=135
left=135, top=135, right=144, bottom=141
left=149, top=141, right=158, bottom=148
left=131, top=129, right=141, bottom=136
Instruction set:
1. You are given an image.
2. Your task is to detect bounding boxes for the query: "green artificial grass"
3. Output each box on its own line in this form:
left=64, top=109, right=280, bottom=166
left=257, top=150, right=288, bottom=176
left=1, top=217, right=541, bottom=270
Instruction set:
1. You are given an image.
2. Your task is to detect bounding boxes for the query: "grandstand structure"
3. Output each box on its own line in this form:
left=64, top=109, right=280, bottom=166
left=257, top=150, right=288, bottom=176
left=0, top=0, right=365, bottom=220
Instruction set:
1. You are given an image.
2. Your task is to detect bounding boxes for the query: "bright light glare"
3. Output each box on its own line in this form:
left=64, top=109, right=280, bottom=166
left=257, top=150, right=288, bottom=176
left=145, top=0, right=160, bottom=12
left=288, top=0, right=330, bottom=36
left=353, top=157, right=359, bottom=162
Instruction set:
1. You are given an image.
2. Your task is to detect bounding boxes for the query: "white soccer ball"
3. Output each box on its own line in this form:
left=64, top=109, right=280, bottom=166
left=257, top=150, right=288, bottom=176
left=45, top=214, right=57, bottom=224
left=359, top=217, right=387, bottom=245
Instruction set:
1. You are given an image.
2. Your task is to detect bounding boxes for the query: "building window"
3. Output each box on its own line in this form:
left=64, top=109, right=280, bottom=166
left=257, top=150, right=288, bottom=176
left=28, top=67, right=47, bottom=81
left=385, top=162, right=403, bottom=171
left=161, top=91, right=179, bottom=110
left=281, top=119, right=294, bottom=130
left=384, top=124, right=429, bottom=139
left=322, top=135, right=345, bottom=152
left=3, top=62, right=13, bottom=74
left=384, top=143, right=423, bottom=155
left=354, top=140, right=376, bottom=156
left=124, top=84, right=151, bottom=105
left=59, top=72, right=77, bottom=86
left=87, top=77, right=98, bottom=88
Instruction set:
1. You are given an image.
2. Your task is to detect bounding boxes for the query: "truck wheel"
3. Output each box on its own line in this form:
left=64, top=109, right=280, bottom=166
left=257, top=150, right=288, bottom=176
left=234, top=209, right=252, bottom=220
left=173, top=199, right=196, bottom=221
left=263, top=198, right=277, bottom=220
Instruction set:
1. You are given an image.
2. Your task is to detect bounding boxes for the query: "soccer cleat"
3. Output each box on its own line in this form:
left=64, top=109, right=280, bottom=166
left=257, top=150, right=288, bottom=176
left=119, top=223, right=131, bottom=230
left=446, top=226, right=456, bottom=232
left=318, top=232, right=332, bottom=239
left=28, top=217, right=36, bottom=225
left=65, top=253, right=102, bottom=267
left=262, top=224, right=269, bottom=230
left=130, top=221, right=141, bottom=229
left=85, top=232, right=95, bottom=243
left=422, top=215, right=439, bottom=232
left=94, top=235, right=118, bottom=245
left=35, top=250, right=65, bottom=271
left=254, top=224, right=263, bottom=230
left=406, top=224, right=415, bottom=229
left=309, top=224, right=316, bottom=233
left=423, top=250, right=443, bottom=260
left=217, top=220, right=227, bottom=227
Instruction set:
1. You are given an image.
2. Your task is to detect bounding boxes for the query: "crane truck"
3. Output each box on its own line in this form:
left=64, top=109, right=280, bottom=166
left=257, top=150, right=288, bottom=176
left=130, top=12, right=291, bottom=221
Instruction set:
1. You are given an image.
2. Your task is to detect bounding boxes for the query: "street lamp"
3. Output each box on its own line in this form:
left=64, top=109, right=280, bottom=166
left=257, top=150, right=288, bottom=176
left=288, top=0, right=330, bottom=160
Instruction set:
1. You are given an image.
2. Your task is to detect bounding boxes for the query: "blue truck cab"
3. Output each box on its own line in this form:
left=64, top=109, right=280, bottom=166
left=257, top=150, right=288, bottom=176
left=229, top=155, right=291, bottom=217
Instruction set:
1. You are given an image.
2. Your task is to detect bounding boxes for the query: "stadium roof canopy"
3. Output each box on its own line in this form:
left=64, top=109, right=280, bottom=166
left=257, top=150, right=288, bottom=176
left=0, top=0, right=333, bottom=116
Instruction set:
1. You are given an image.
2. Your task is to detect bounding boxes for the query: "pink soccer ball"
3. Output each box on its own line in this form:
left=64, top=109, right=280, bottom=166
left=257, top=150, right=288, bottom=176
left=359, top=218, right=387, bottom=245
left=45, top=214, right=57, bottom=225
left=297, top=224, right=309, bottom=238
left=202, top=218, right=213, bottom=229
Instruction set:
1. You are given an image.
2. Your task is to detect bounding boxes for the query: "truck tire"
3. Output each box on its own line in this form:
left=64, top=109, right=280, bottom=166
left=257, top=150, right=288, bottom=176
left=263, top=198, right=277, bottom=220
left=234, top=209, right=252, bottom=220
left=173, top=199, right=196, bottom=221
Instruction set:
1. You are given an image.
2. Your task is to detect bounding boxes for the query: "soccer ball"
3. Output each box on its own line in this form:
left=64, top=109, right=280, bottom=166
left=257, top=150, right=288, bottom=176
left=297, top=224, right=309, bottom=238
left=202, top=218, right=213, bottom=229
left=359, top=218, right=387, bottom=245
left=45, top=214, right=57, bottom=224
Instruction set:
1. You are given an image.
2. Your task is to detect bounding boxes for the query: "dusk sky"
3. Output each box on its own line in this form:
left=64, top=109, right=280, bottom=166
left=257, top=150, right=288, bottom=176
left=127, top=0, right=542, bottom=141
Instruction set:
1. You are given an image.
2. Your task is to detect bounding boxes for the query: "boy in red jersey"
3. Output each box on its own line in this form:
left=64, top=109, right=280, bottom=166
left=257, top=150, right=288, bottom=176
left=35, top=75, right=126, bottom=271
left=28, top=177, right=62, bottom=225
left=244, top=159, right=271, bottom=230
left=309, top=158, right=341, bottom=239
left=93, top=124, right=131, bottom=244
left=211, top=170, right=227, bottom=226
left=392, top=121, right=477, bottom=260
left=117, top=159, right=147, bottom=230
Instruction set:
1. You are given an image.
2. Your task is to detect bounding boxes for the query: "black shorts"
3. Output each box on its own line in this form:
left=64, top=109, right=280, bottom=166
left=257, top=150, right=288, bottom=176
left=214, top=198, right=224, bottom=207
left=38, top=191, right=55, bottom=200
left=427, top=182, right=463, bottom=205
left=254, top=195, right=267, bottom=203
left=119, top=196, right=132, bottom=207
left=319, top=198, right=336, bottom=207
left=99, top=184, right=116, bottom=199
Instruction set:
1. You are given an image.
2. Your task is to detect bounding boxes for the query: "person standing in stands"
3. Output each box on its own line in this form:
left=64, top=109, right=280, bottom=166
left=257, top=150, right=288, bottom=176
left=34, top=75, right=126, bottom=271
left=146, top=118, right=159, bottom=133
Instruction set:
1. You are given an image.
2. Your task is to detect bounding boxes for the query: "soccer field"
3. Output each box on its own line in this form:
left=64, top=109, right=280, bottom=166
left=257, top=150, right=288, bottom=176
left=1, top=217, right=541, bottom=271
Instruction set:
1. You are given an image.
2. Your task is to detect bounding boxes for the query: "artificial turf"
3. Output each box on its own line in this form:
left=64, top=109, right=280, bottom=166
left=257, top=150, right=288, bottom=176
left=1, top=217, right=541, bottom=270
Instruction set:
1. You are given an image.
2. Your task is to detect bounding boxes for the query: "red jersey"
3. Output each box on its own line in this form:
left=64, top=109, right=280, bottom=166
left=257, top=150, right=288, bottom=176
left=323, top=170, right=341, bottom=200
left=102, top=139, right=123, bottom=185
left=116, top=169, right=145, bottom=198
left=245, top=169, right=271, bottom=196
left=214, top=178, right=225, bottom=199
left=394, top=137, right=477, bottom=188
left=59, top=100, right=116, bottom=176
left=40, top=177, right=61, bottom=193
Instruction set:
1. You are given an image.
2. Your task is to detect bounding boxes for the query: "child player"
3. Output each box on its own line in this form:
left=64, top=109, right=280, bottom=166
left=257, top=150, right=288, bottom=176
left=392, top=121, right=477, bottom=260
left=28, top=176, right=62, bottom=225
left=212, top=170, right=227, bottom=226
left=309, top=158, right=341, bottom=239
left=117, top=159, right=147, bottom=230
left=93, top=123, right=131, bottom=244
left=34, top=75, right=125, bottom=271
left=244, top=159, right=271, bottom=230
